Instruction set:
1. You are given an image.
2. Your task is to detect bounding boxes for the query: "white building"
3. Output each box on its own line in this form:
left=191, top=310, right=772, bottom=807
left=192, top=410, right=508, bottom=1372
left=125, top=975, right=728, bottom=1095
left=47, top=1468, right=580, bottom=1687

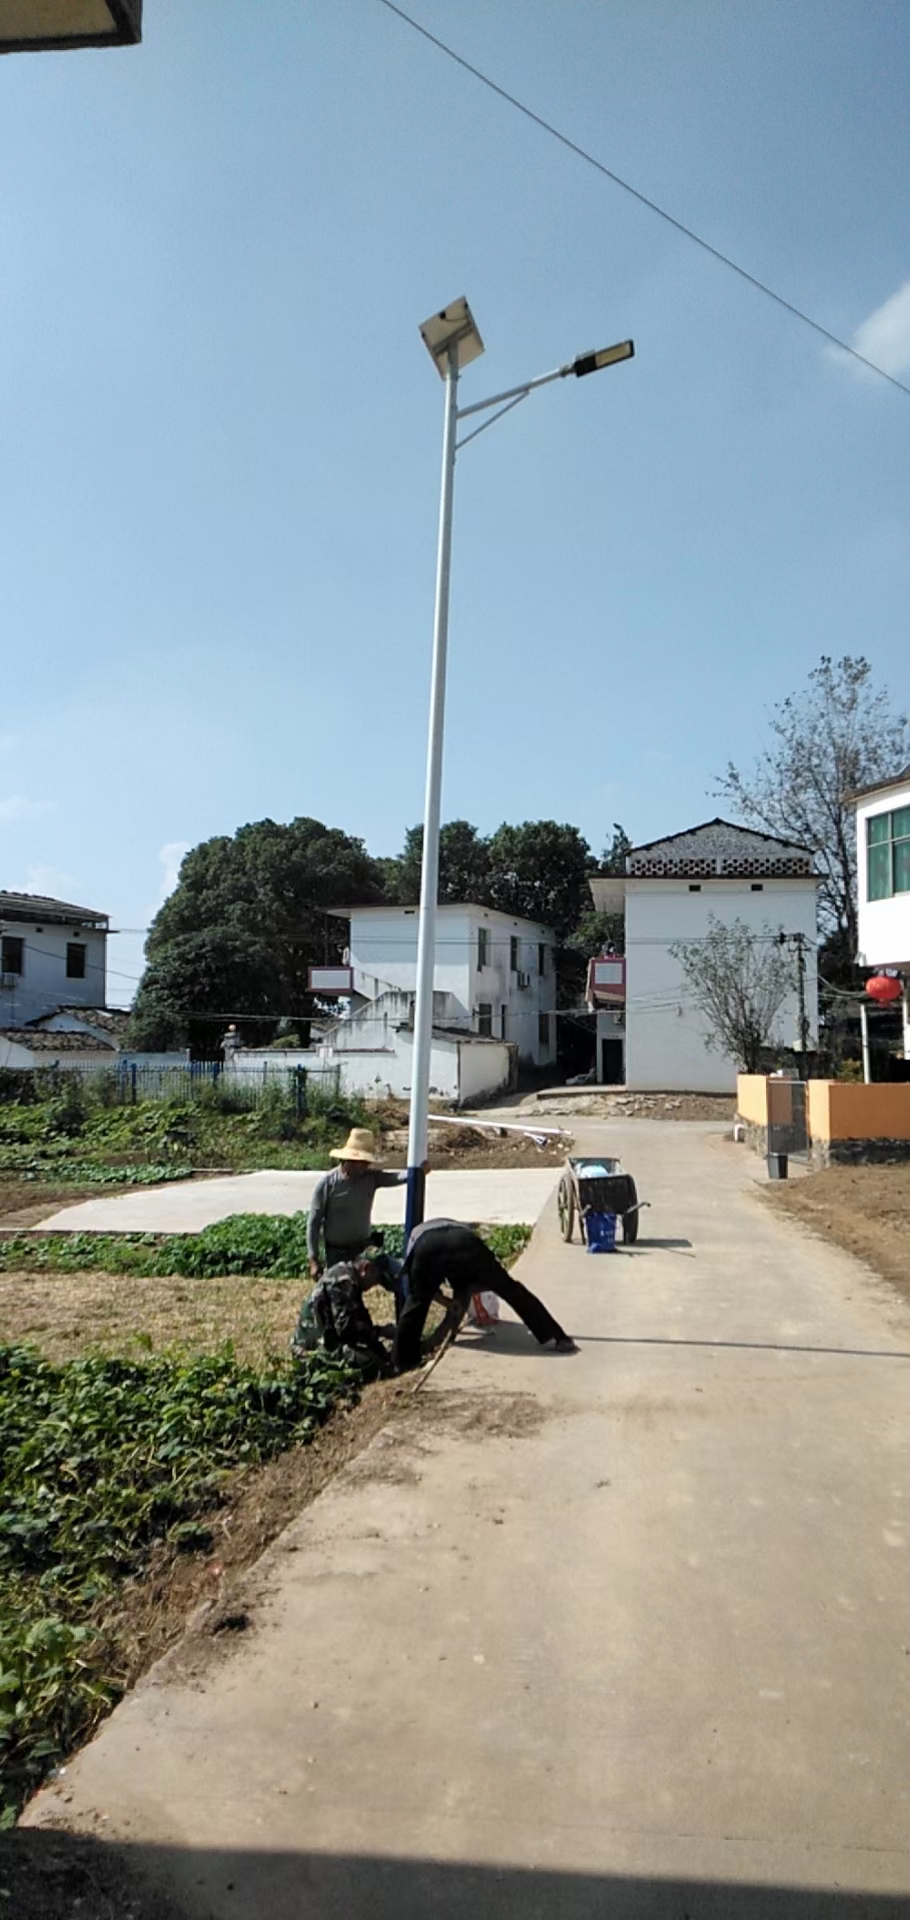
left=281, top=901, right=557, bottom=1107
left=327, top=902, right=558, bottom=1070
left=0, top=891, right=109, bottom=1028
left=852, top=765, right=910, bottom=1056
left=588, top=820, right=819, bottom=1092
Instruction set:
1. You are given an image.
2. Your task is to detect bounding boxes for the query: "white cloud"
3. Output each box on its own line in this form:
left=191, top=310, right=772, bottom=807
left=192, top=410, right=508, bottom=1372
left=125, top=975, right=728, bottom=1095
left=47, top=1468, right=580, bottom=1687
left=0, top=795, right=54, bottom=823
left=842, top=280, right=910, bottom=378
left=6, top=864, right=81, bottom=899
left=158, top=840, right=190, bottom=900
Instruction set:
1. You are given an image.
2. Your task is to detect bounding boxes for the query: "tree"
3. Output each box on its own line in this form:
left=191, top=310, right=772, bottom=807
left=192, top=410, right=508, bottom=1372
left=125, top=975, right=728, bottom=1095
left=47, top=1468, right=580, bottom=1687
left=669, top=918, right=795, bottom=1073
left=599, top=822, right=632, bottom=876
left=382, top=817, right=591, bottom=940
left=127, top=817, right=385, bottom=1052
left=484, top=821, right=592, bottom=942
left=715, top=656, right=909, bottom=966
left=384, top=820, right=492, bottom=906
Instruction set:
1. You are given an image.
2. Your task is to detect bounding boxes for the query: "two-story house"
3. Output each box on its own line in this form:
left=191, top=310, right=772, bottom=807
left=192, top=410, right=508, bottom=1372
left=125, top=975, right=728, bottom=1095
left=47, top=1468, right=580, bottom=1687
left=588, top=819, right=819, bottom=1091
left=852, top=766, right=910, bottom=1060
left=0, top=891, right=109, bottom=1028
left=326, top=902, right=557, bottom=1069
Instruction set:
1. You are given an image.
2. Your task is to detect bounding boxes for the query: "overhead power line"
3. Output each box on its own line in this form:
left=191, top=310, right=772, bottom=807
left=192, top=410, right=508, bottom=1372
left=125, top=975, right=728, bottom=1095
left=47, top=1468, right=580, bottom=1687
left=377, top=0, right=910, bottom=403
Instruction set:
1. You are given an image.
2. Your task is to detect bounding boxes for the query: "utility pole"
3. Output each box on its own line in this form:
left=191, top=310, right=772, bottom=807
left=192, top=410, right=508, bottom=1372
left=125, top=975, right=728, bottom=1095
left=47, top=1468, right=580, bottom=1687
left=778, top=931, right=811, bottom=1076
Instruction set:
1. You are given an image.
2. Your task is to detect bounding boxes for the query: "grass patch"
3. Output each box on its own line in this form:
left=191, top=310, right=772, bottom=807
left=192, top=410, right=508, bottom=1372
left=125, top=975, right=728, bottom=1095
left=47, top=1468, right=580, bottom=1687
left=0, top=1215, right=532, bottom=1281
left=0, top=1078, right=373, bottom=1186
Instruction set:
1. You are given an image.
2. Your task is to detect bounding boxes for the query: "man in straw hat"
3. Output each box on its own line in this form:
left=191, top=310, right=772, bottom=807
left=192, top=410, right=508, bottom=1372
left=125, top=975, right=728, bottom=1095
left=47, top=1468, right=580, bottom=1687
left=307, top=1128, right=424, bottom=1277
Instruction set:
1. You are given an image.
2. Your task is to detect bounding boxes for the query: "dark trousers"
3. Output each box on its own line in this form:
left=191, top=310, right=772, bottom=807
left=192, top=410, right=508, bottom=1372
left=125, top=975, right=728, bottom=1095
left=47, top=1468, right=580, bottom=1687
left=394, top=1223, right=567, bottom=1372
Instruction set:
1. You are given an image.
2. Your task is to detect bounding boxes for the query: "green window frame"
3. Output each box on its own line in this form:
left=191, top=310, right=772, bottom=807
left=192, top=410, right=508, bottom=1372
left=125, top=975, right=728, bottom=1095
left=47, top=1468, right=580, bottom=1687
left=867, top=807, right=910, bottom=901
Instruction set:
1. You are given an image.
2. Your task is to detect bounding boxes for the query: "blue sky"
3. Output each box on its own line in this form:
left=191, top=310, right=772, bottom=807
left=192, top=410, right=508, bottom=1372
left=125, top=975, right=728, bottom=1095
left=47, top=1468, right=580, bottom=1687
left=0, top=0, right=908, bottom=1004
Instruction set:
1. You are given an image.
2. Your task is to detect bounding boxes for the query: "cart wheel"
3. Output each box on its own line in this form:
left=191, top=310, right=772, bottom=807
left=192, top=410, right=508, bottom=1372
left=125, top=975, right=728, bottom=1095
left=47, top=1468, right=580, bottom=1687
left=622, top=1208, right=639, bottom=1245
left=557, top=1174, right=575, bottom=1243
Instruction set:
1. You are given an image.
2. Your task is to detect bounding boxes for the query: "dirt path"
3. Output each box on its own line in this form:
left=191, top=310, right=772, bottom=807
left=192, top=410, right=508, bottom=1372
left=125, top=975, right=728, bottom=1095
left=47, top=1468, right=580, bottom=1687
left=18, top=1120, right=910, bottom=1916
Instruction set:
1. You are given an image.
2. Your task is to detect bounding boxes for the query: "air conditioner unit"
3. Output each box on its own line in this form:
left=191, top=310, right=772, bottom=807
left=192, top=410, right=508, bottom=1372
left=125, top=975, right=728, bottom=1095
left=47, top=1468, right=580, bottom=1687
left=516, top=970, right=531, bottom=989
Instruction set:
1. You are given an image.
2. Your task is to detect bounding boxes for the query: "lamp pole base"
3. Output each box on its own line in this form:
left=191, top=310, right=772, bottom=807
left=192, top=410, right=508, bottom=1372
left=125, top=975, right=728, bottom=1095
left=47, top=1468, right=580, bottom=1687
left=404, top=1164, right=426, bottom=1246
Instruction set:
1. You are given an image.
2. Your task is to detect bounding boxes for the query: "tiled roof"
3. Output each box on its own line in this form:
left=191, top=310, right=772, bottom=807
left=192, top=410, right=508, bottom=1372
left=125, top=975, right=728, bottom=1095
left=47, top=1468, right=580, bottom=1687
left=0, top=891, right=108, bottom=925
left=0, top=1028, right=116, bottom=1053
left=627, top=817, right=815, bottom=878
left=29, top=1006, right=130, bottom=1038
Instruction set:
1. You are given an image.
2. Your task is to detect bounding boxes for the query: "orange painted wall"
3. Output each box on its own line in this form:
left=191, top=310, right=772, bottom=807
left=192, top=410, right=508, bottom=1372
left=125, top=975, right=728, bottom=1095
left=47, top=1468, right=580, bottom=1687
left=736, top=1075, right=770, bottom=1125
left=808, top=1081, right=910, bottom=1141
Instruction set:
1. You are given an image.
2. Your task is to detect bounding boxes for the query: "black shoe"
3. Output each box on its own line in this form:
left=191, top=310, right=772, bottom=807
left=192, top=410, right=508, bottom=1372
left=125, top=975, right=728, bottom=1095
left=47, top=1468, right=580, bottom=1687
left=552, top=1336, right=579, bottom=1354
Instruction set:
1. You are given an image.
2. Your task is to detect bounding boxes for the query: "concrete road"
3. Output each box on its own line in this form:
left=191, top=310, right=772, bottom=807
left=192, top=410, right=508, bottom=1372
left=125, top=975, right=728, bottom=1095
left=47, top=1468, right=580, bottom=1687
left=33, top=1165, right=560, bottom=1233
left=23, top=1122, right=910, bottom=1916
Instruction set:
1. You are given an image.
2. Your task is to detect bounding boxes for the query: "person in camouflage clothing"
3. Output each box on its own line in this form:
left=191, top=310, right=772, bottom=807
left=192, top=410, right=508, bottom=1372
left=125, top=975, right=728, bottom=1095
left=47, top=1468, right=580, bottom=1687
left=291, top=1255, right=393, bottom=1377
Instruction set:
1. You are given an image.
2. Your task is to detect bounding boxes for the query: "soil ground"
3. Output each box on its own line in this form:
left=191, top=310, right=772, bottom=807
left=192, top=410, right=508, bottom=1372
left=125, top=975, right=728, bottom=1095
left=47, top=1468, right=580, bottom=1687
left=765, top=1161, right=910, bottom=1303
left=0, top=1268, right=401, bottom=1368
left=528, top=1089, right=736, bottom=1123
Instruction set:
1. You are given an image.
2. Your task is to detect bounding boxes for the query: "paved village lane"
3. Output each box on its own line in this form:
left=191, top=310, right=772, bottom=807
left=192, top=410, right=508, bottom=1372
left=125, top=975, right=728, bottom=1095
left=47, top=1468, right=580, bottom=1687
left=23, top=1122, right=910, bottom=1917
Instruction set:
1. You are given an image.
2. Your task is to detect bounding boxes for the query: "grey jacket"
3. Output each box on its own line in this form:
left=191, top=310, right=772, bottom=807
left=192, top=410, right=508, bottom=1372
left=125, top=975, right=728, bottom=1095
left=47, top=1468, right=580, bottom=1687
left=306, top=1164, right=407, bottom=1261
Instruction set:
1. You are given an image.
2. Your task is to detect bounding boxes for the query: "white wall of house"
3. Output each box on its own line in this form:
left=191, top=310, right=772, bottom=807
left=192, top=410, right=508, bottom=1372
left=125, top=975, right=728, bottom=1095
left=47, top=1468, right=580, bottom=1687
left=625, top=878, right=819, bottom=1092
left=231, top=1027, right=512, bottom=1107
left=0, top=918, right=107, bottom=1026
left=856, top=776, right=910, bottom=969
left=338, top=903, right=557, bottom=1068
left=0, top=1040, right=116, bottom=1071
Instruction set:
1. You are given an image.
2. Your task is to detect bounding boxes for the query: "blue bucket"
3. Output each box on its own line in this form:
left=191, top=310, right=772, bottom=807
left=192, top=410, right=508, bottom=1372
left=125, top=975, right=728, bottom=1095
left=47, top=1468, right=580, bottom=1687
left=584, top=1209, right=617, bottom=1253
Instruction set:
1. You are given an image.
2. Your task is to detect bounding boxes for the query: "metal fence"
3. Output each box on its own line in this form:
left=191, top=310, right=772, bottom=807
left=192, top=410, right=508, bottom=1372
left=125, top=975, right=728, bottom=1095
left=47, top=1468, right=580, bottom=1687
left=33, top=1061, right=342, bottom=1109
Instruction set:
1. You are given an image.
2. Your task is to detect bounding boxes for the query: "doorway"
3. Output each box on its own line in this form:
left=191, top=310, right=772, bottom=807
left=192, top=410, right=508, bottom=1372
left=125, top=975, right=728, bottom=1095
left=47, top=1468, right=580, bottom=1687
left=600, top=1036, right=623, bottom=1085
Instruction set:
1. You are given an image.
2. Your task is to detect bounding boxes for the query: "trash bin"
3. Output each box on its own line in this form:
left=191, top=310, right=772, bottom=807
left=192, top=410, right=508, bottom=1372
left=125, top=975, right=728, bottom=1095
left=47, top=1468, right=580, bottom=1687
left=766, top=1152, right=789, bottom=1181
left=584, top=1209, right=618, bottom=1252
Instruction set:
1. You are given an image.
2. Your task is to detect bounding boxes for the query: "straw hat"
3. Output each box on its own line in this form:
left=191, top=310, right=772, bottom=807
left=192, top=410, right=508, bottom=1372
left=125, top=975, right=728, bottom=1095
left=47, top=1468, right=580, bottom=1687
left=330, top=1127, right=380, bottom=1164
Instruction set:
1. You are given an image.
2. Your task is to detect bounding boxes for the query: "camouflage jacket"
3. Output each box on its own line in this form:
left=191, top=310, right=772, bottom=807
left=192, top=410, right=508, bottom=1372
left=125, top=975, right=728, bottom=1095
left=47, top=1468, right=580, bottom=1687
left=291, top=1263, right=392, bottom=1375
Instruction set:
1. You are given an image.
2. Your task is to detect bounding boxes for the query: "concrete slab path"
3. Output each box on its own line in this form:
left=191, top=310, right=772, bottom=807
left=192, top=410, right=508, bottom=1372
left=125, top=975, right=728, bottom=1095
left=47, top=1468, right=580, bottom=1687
left=23, top=1122, right=910, bottom=1916
left=32, top=1166, right=560, bottom=1234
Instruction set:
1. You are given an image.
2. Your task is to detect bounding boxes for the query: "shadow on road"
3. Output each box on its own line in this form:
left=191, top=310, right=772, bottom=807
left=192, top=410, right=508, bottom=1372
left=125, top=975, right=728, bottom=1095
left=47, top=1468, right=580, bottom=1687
left=6, top=1831, right=910, bottom=1919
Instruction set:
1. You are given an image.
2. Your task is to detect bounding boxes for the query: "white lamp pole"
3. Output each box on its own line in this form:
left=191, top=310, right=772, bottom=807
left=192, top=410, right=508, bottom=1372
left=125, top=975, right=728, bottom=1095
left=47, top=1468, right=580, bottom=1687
left=404, top=300, right=634, bottom=1241
left=404, top=335, right=461, bottom=1236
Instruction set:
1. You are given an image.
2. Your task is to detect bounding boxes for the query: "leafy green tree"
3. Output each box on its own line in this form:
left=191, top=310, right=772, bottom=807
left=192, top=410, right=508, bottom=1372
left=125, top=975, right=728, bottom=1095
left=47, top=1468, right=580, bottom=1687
left=669, top=918, right=794, bottom=1074
left=715, top=656, right=909, bottom=966
left=383, top=820, right=492, bottom=906
left=599, top=822, right=632, bottom=875
left=484, top=821, right=592, bottom=942
left=127, top=817, right=384, bottom=1052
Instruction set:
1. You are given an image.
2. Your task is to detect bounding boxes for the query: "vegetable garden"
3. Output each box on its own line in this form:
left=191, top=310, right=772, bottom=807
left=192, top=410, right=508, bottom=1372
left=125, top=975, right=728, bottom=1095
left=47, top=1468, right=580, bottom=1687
left=0, top=1208, right=531, bottom=1825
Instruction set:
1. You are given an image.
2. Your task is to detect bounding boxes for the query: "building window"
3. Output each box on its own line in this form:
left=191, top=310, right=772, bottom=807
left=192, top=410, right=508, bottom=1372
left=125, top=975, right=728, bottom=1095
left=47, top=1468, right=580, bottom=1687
left=501, top=1005, right=508, bottom=1039
left=751, top=883, right=764, bottom=892
left=510, top=935, right=519, bottom=972
left=538, top=1012, right=551, bottom=1050
left=477, top=1003, right=493, bottom=1037
left=66, top=943, right=87, bottom=979
left=538, top=943, right=546, bottom=975
left=1, top=935, right=23, bottom=976
left=477, top=926, right=490, bottom=969
left=688, top=883, right=701, bottom=892
left=868, top=807, right=910, bottom=900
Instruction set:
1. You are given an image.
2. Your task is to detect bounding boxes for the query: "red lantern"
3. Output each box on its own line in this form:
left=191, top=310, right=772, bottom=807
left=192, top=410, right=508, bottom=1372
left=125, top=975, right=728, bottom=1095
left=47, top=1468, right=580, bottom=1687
left=866, top=973, right=904, bottom=1005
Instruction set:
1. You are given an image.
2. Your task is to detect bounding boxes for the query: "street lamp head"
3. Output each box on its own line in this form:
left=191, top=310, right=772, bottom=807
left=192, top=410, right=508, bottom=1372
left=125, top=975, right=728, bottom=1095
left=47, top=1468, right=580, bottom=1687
left=572, top=339, right=634, bottom=378
left=419, top=297, right=485, bottom=379
left=0, top=0, right=141, bottom=52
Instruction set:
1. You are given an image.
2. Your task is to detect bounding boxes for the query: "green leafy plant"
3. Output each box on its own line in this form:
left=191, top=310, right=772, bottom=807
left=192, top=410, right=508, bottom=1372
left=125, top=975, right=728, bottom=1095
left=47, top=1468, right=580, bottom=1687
left=0, top=1340, right=358, bottom=1821
left=0, top=1216, right=532, bottom=1280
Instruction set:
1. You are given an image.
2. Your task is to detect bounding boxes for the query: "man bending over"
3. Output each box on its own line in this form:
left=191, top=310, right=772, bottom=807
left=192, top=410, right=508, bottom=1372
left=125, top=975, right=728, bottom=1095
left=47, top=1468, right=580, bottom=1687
left=394, top=1219, right=578, bottom=1372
